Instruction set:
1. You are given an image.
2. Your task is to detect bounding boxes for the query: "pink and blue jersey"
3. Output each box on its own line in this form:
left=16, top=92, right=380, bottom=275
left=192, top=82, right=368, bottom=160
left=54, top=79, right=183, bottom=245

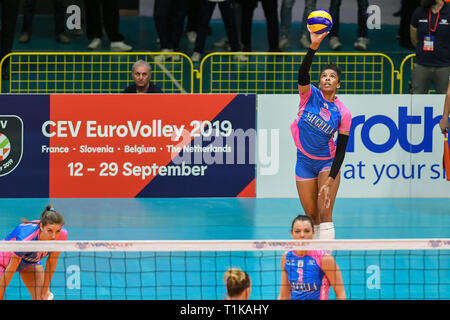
left=291, top=85, right=352, bottom=160
left=0, top=223, right=68, bottom=273
left=284, top=250, right=330, bottom=300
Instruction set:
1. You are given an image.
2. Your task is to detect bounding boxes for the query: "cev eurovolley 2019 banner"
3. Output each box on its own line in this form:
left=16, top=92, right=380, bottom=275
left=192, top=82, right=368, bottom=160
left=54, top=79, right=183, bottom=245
left=2, top=94, right=449, bottom=198
left=257, top=94, right=450, bottom=198
left=0, top=94, right=256, bottom=197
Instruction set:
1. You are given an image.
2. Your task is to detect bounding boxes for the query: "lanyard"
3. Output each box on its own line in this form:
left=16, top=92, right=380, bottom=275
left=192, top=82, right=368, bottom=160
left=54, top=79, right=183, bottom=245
left=428, top=8, right=440, bottom=33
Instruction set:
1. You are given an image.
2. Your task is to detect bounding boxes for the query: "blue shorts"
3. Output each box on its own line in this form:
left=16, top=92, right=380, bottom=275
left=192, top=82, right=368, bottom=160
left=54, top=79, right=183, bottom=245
left=0, top=252, right=42, bottom=275
left=295, top=150, right=333, bottom=181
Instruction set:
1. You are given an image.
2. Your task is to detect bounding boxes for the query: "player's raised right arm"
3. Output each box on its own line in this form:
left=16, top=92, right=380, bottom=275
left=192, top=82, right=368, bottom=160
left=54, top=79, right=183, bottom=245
left=298, top=32, right=328, bottom=94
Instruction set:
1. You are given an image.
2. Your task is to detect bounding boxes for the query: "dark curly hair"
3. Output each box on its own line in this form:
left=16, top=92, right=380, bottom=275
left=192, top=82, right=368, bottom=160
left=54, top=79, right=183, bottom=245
left=321, top=62, right=342, bottom=83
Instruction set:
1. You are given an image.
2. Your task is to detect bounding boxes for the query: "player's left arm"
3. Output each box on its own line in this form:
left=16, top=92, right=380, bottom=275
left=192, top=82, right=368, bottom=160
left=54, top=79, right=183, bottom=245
left=321, top=254, right=346, bottom=300
left=319, top=130, right=350, bottom=207
left=41, top=251, right=60, bottom=300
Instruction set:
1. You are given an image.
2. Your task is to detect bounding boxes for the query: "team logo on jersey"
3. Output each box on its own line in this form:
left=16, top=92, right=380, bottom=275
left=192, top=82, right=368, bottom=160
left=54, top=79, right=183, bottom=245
left=325, top=102, right=338, bottom=112
left=0, top=116, right=23, bottom=177
left=307, top=259, right=316, bottom=266
left=297, top=260, right=304, bottom=267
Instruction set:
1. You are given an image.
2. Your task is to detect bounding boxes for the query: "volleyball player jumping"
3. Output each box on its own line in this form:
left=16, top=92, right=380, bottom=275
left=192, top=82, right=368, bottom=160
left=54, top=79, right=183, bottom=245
left=291, top=30, right=352, bottom=239
left=0, top=205, right=67, bottom=300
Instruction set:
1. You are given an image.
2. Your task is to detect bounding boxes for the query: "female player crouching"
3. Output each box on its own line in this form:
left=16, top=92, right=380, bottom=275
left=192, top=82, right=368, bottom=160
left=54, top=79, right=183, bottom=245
left=0, top=205, right=67, bottom=300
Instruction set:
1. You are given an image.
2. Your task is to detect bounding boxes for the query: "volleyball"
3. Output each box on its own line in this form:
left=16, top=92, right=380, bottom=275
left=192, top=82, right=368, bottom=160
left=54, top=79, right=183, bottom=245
left=0, top=133, right=11, bottom=161
left=307, top=9, right=333, bottom=34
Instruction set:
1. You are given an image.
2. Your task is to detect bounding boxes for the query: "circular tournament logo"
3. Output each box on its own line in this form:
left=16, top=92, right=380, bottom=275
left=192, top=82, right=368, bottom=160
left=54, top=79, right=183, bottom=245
left=0, top=133, right=11, bottom=161
left=0, top=115, right=23, bottom=177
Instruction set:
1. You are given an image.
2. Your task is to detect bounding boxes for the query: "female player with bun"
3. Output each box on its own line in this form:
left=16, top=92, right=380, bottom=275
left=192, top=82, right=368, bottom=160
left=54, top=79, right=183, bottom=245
left=223, top=267, right=251, bottom=300
left=291, top=22, right=352, bottom=240
left=278, top=215, right=346, bottom=300
left=0, top=205, right=68, bottom=300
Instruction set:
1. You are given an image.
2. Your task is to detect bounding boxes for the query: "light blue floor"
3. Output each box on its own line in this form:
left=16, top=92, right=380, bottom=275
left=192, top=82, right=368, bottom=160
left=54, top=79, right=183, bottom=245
left=1, top=198, right=449, bottom=300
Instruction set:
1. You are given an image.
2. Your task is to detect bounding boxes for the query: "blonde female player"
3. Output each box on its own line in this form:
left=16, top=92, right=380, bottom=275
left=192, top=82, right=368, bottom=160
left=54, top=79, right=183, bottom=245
left=291, top=29, right=352, bottom=240
left=223, top=267, right=251, bottom=300
left=0, top=205, right=67, bottom=300
left=278, top=215, right=346, bottom=300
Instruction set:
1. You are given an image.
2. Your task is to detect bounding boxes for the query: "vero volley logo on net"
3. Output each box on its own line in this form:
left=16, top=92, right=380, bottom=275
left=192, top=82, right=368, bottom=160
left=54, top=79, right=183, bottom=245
left=347, top=107, right=441, bottom=154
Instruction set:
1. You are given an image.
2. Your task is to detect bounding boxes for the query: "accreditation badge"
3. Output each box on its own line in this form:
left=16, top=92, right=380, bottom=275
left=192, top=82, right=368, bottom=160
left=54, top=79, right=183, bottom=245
left=423, top=35, right=435, bottom=51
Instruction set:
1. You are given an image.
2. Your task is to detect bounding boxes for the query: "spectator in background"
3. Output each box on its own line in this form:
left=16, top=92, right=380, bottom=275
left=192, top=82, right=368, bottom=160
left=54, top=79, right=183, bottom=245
left=186, top=0, right=213, bottom=44
left=153, top=0, right=188, bottom=62
left=410, top=0, right=449, bottom=94
left=18, top=0, right=71, bottom=44
left=396, top=0, right=420, bottom=50
left=84, top=0, right=132, bottom=51
left=185, top=0, right=200, bottom=43
left=241, top=0, right=281, bottom=52
left=213, top=0, right=243, bottom=50
left=123, top=60, right=162, bottom=93
left=328, top=0, right=370, bottom=51
left=0, top=0, right=20, bottom=80
left=185, top=0, right=214, bottom=45
left=191, top=0, right=245, bottom=62
left=279, top=0, right=317, bottom=49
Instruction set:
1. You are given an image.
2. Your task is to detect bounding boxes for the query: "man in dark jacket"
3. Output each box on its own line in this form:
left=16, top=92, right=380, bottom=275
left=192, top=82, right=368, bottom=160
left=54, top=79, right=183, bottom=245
left=123, top=60, right=163, bottom=93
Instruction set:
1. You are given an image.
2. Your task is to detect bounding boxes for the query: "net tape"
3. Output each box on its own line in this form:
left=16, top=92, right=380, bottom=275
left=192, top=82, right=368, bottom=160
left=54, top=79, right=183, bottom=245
left=1, top=239, right=449, bottom=252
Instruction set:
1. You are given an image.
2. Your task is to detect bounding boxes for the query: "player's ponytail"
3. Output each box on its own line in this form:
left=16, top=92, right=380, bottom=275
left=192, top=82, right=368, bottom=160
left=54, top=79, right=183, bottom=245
left=223, top=268, right=251, bottom=298
left=21, top=205, right=65, bottom=226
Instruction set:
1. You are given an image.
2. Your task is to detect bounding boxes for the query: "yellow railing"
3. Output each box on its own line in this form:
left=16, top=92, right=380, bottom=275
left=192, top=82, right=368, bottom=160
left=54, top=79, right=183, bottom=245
left=0, top=51, right=425, bottom=95
left=199, top=52, right=397, bottom=94
left=398, top=53, right=415, bottom=94
left=398, top=54, right=438, bottom=94
left=0, top=52, right=194, bottom=94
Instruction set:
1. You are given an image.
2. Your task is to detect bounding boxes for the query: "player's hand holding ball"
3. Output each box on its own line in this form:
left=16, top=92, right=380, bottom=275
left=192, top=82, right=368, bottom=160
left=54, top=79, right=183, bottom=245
left=307, top=9, right=333, bottom=49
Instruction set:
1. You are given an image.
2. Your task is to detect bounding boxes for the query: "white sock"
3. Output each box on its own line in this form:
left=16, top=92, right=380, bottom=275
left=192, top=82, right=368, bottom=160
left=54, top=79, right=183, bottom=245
left=319, top=222, right=335, bottom=240
left=313, top=225, right=320, bottom=239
